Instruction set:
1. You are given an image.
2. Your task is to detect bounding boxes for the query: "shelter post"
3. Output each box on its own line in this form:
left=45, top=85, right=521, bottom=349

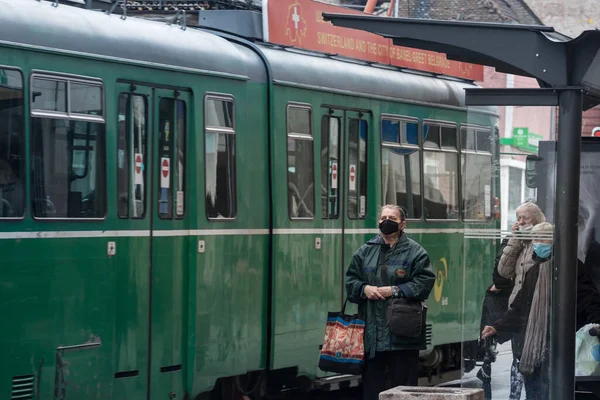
left=550, top=88, right=583, bottom=400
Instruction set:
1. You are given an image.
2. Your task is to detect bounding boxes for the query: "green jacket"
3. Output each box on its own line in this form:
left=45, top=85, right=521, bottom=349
left=345, top=233, right=436, bottom=359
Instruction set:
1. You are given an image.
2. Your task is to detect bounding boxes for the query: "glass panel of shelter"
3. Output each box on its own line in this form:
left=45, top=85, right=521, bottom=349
left=459, top=106, right=558, bottom=400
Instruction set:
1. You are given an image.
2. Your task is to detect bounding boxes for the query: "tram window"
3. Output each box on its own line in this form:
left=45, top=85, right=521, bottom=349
left=287, top=105, right=314, bottom=219
left=206, top=98, right=233, bottom=129
left=461, top=126, right=493, bottom=220
left=30, top=75, right=106, bottom=219
left=70, top=83, right=102, bottom=116
left=382, top=119, right=399, bottom=143
left=381, top=118, right=421, bottom=219
left=441, top=126, right=457, bottom=149
left=175, top=100, right=186, bottom=218
left=31, top=119, right=106, bottom=218
left=423, top=124, right=440, bottom=148
left=288, top=107, right=311, bottom=136
left=321, top=116, right=340, bottom=219
left=461, top=127, right=476, bottom=151
left=476, top=129, right=491, bottom=153
left=0, top=69, right=25, bottom=218
left=117, top=95, right=129, bottom=218
left=158, top=98, right=174, bottom=219
left=348, top=119, right=368, bottom=219
left=205, top=96, right=236, bottom=220
left=117, top=93, right=148, bottom=219
left=158, top=98, right=186, bottom=219
left=422, top=123, right=458, bottom=220
left=31, top=78, right=67, bottom=113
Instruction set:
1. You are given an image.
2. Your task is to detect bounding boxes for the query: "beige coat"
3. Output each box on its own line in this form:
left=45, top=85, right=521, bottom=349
left=497, top=236, right=536, bottom=306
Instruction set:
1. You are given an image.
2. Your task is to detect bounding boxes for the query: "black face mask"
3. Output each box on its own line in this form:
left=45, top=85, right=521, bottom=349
left=379, top=219, right=400, bottom=235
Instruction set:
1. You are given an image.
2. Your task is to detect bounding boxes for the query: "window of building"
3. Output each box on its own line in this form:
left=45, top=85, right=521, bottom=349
left=117, top=93, right=148, bottom=219
left=0, top=69, right=25, bottom=218
left=348, top=119, right=368, bottom=219
left=508, top=165, right=524, bottom=216
left=461, top=126, right=493, bottom=220
left=381, top=118, right=421, bottom=219
left=504, top=165, right=537, bottom=229
left=287, top=105, right=314, bottom=219
left=321, top=116, right=340, bottom=219
left=205, top=95, right=236, bottom=220
left=422, top=122, right=458, bottom=219
left=30, top=75, right=105, bottom=218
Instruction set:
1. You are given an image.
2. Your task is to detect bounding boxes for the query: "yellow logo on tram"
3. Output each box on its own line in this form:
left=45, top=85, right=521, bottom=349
left=433, top=257, right=448, bottom=303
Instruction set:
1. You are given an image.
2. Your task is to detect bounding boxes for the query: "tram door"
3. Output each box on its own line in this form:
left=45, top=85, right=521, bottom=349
left=319, top=107, right=371, bottom=312
left=342, top=111, right=371, bottom=313
left=149, top=88, right=190, bottom=400
left=114, top=83, right=190, bottom=400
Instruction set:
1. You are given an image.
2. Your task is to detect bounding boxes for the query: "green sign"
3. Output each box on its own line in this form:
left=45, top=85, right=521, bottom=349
left=499, top=127, right=542, bottom=153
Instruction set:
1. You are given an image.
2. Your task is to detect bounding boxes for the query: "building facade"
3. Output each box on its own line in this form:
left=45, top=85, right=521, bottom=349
left=525, top=0, right=600, bottom=137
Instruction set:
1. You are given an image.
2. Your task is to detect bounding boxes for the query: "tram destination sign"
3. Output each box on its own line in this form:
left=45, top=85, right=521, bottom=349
left=262, top=0, right=484, bottom=81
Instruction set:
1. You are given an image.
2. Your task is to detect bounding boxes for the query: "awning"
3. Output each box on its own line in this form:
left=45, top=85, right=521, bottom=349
left=322, top=13, right=600, bottom=109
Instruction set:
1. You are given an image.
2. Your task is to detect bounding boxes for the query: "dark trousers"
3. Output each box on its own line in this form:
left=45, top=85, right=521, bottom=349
left=362, top=350, right=420, bottom=400
left=523, top=362, right=549, bottom=400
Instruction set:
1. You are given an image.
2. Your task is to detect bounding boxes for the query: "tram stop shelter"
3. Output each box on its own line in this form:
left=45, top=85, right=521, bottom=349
left=321, top=13, right=600, bottom=400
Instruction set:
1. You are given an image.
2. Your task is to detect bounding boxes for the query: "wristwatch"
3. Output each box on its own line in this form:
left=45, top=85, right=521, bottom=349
left=391, top=286, right=400, bottom=298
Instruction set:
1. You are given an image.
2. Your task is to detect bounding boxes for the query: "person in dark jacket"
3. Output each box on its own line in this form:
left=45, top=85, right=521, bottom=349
left=345, top=204, right=436, bottom=400
left=482, top=222, right=600, bottom=399
left=476, top=238, right=513, bottom=399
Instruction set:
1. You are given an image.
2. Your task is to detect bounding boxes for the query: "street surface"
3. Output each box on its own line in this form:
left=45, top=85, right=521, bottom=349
left=441, top=341, right=514, bottom=399
left=285, top=342, right=516, bottom=399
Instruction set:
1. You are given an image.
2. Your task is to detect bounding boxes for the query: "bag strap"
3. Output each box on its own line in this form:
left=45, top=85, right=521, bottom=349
left=341, top=296, right=348, bottom=314
left=379, top=251, right=390, bottom=286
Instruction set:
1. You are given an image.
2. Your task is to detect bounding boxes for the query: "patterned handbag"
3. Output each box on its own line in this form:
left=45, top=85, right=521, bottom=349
left=318, top=298, right=365, bottom=375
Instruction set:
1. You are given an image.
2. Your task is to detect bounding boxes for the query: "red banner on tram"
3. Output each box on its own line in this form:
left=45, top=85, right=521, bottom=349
left=262, top=0, right=484, bottom=81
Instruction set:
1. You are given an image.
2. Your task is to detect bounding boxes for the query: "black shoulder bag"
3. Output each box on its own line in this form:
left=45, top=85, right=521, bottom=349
left=380, top=260, right=427, bottom=338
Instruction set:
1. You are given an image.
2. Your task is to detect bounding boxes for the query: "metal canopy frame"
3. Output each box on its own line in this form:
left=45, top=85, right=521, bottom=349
left=323, top=13, right=600, bottom=110
left=323, top=12, right=600, bottom=400
left=465, top=88, right=561, bottom=106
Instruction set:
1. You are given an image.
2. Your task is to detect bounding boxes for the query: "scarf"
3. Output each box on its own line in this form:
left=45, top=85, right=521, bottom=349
left=519, top=258, right=551, bottom=375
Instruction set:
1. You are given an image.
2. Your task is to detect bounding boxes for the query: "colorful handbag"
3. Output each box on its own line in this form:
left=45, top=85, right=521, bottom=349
left=318, top=298, right=365, bottom=375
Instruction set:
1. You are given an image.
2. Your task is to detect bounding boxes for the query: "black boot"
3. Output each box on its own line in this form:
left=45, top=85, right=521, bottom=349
left=477, top=363, right=492, bottom=400
left=477, top=365, right=491, bottom=384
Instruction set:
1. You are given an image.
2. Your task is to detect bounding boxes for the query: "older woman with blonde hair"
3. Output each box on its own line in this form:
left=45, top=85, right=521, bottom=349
left=497, top=201, right=546, bottom=399
left=499, top=202, right=547, bottom=304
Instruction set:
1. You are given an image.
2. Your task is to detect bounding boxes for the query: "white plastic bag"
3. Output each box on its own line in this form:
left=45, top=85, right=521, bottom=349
left=575, top=323, right=600, bottom=376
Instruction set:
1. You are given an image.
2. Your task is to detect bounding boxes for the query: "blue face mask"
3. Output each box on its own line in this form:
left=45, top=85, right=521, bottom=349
left=533, top=243, right=552, bottom=259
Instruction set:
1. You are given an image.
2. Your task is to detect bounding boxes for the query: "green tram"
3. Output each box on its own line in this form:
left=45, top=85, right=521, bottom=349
left=0, top=1, right=500, bottom=399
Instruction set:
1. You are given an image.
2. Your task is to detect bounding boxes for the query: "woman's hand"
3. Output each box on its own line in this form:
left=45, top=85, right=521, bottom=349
left=512, top=222, right=520, bottom=232
left=364, top=285, right=385, bottom=300
left=481, top=325, right=497, bottom=339
left=377, top=286, right=393, bottom=298
left=489, top=284, right=501, bottom=293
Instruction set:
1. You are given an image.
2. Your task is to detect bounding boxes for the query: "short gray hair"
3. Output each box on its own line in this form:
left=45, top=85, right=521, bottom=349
left=380, top=204, right=406, bottom=221
left=516, top=201, right=546, bottom=225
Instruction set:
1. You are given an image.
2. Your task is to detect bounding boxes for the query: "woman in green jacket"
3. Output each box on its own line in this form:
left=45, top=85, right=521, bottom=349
left=345, top=204, right=436, bottom=400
